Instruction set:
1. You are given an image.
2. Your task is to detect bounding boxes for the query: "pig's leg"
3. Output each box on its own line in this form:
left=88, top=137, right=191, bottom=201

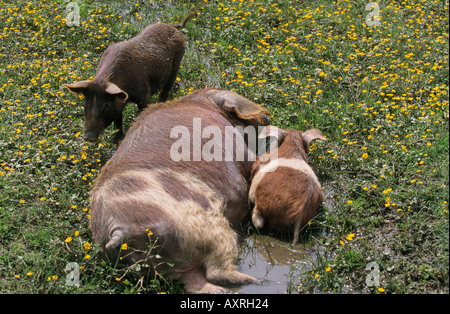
left=113, top=114, right=124, bottom=143
left=157, top=78, right=175, bottom=103
left=204, top=241, right=258, bottom=287
left=292, top=219, right=303, bottom=245
left=177, top=268, right=227, bottom=294
left=206, top=266, right=257, bottom=287
left=137, top=93, right=152, bottom=112
left=157, top=54, right=183, bottom=103
left=137, top=103, right=147, bottom=112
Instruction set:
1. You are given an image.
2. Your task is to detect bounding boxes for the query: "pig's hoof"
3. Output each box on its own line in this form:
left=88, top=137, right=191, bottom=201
left=197, top=283, right=229, bottom=294
left=184, top=280, right=229, bottom=294
left=84, top=137, right=98, bottom=142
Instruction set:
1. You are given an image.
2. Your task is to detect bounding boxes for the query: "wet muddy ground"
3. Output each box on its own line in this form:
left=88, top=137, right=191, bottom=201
left=232, top=234, right=313, bottom=294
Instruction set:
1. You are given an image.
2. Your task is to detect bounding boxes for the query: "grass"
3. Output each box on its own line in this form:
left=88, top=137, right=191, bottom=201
left=0, top=0, right=448, bottom=294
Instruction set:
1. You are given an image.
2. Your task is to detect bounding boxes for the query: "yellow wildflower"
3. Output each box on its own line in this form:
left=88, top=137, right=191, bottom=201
left=345, top=233, right=355, bottom=241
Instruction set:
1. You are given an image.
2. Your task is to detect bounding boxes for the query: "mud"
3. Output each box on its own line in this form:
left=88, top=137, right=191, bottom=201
left=232, top=235, right=313, bottom=294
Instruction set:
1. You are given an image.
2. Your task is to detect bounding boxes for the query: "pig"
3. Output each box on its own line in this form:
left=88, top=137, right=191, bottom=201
left=249, top=126, right=327, bottom=245
left=64, top=12, right=195, bottom=142
left=89, top=88, right=271, bottom=293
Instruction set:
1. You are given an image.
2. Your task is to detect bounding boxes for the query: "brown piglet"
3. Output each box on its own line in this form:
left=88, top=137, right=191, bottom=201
left=64, top=13, right=194, bottom=142
left=249, top=126, right=327, bottom=245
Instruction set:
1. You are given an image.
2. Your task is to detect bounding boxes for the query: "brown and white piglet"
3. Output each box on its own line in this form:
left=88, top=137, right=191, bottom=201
left=64, top=13, right=194, bottom=142
left=249, top=126, right=326, bottom=245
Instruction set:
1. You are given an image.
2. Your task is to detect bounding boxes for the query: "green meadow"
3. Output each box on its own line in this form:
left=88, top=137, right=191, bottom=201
left=0, top=0, right=448, bottom=293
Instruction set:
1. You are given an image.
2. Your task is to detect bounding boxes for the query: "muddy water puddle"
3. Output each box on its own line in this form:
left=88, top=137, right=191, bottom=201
left=231, top=234, right=314, bottom=294
left=231, top=183, right=338, bottom=294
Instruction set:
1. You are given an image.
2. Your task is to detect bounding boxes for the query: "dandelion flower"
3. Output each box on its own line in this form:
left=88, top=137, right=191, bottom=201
left=345, top=233, right=355, bottom=241
left=385, top=197, right=391, bottom=207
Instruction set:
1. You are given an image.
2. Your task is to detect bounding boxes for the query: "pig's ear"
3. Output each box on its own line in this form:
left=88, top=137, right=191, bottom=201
left=301, top=129, right=327, bottom=153
left=205, top=89, right=270, bottom=120
left=258, top=126, right=287, bottom=154
left=105, top=82, right=128, bottom=103
left=259, top=125, right=287, bottom=144
left=63, top=80, right=92, bottom=96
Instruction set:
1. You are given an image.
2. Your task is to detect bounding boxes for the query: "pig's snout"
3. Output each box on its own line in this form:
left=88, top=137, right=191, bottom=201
left=84, top=131, right=99, bottom=142
left=84, top=137, right=98, bottom=142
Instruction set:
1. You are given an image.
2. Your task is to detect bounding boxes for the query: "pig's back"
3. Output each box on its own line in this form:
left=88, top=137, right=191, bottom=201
left=96, top=23, right=185, bottom=93
left=97, top=98, right=251, bottom=225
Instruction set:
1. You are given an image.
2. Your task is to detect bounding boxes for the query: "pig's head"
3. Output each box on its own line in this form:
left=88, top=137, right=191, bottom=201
left=64, top=80, right=128, bottom=142
left=262, top=126, right=327, bottom=161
